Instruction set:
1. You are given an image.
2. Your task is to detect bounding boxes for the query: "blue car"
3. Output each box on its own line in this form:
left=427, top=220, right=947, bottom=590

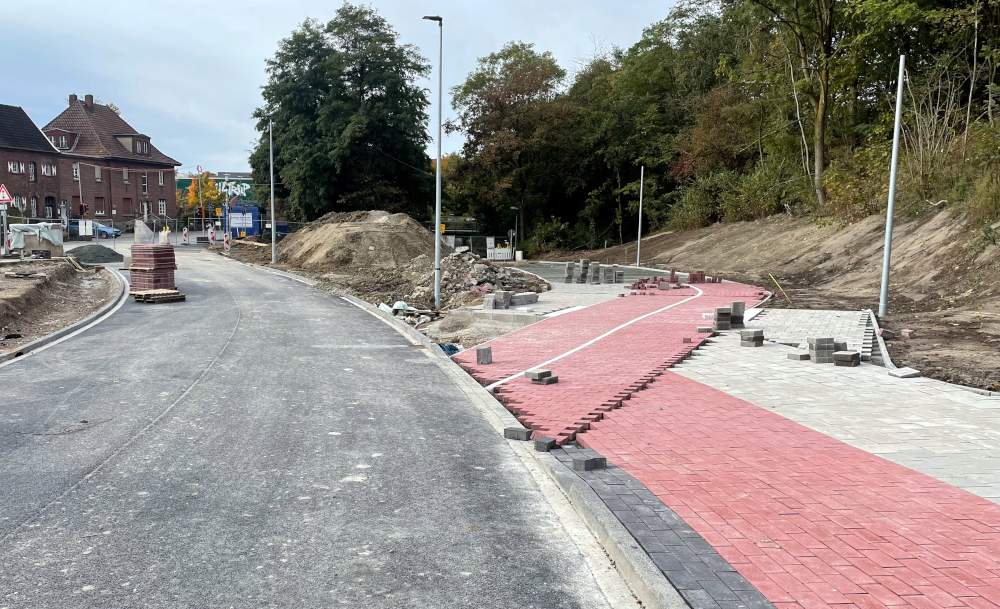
left=67, top=220, right=122, bottom=238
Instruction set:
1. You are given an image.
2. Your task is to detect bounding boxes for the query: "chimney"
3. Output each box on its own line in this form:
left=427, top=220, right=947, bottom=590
left=68, top=94, right=77, bottom=106
left=84, top=94, right=94, bottom=110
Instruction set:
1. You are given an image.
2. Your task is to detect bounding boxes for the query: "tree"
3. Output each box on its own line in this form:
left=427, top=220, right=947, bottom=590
left=179, top=172, right=228, bottom=215
left=747, top=0, right=840, bottom=208
left=447, top=41, right=573, bottom=241
left=249, top=3, right=432, bottom=221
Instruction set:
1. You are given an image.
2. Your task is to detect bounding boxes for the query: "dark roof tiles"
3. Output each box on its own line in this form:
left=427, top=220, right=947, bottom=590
left=0, top=104, right=59, bottom=153
left=43, top=101, right=179, bottom=166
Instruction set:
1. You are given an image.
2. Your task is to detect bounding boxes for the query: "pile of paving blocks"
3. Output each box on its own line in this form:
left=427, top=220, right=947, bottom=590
left=834, top=350, right=861, bottom=367
left=614, top=269, right=625, bottom=283
left=130, top=244, right=178, bottom=291
left=603, top=266, right=614, bottom=283
left=713, top=307, right=731, bottom=331
left=564, top=261, right=575, bottom=283
left=525, top=369, right=558, bottom=385
left=511, top=292, right=538, bottom=306
left=476, top=346, right=492, bottom=364
left=688, top=271, right=706, bottom=283
left=807, top=337, right=835, bottom=363
left=576, top=259, right=590, bottom=283
left=589, top=261, right=601, bottom=284
left=740, top=328, right=763, bottom=347
left=483, top=291, right=538, bottom=309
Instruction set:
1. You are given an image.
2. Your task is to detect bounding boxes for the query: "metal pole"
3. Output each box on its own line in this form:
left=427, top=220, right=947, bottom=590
left=636, top=166, right=644, bottom=267
left=270, top=117, right=276, bottom=264
left=77, top=164, right=92, bottom=244
left=433, top=19, right=443, bottom=309
left=198, top=168, right=204, bottom=236
left=879, top=55, right=905, bottom=317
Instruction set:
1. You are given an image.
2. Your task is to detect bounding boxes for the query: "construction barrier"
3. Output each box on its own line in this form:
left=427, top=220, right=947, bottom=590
left=208, top=226, right=216, bottom=246
left=182, top=227, right=188, bottom=245
left=224, top=231, right=231, bottom=251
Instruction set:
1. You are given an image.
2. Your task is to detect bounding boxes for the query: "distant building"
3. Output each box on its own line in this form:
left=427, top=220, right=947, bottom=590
left=0, top=104, right=63, bottom=219
left=176, top=171, right=256, bottom=204
left=43, top=94, right=181, bottom=221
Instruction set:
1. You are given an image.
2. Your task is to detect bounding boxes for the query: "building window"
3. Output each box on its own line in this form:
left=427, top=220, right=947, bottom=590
left=31, top=197, right=37, bottom=217
left=158, top=199, right=166, bottom=216
left=73, top=162, right=80, bottom=180
left=59, top=135, right=67, bottom=148
left=7, top=161, right=24, bottom=174
left=48, top=136, right=56, bottom=146
left=158, top=171, right=164, bottom=186
left=143, top=141, right=148, bottom=155
left=29, top=162, right=36, bottom=182
left=123, top=167, right=129, bottom=184
left=142, top=172, right=148, bottom=194
left=95, top=197, right=106, bottom=215
left=45, top=205, right=53, bottom=219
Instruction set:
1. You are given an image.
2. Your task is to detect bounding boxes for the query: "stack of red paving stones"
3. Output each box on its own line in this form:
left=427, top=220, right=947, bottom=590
left=130, top=244, right=178, bottom=291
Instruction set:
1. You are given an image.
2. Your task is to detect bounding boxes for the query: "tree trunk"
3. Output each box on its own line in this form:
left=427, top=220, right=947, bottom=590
left=813, top=89, right=827, bottom=208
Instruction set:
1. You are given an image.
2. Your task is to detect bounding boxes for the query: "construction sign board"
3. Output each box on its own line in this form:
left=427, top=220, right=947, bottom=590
left=0, top=184, right=12, bottom=204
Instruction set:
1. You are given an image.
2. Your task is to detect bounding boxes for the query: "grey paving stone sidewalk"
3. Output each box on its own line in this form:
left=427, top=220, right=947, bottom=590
left=552, top=446, right=774, bottom=609
left=672, top=332, right=1000, bottom=502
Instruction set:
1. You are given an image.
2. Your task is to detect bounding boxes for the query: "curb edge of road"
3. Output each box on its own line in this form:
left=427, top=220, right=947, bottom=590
left=0, top=266, right=127, bottom=364
left=426, top=354, right=686, bottom=609
left=313, top=265, right=686, bottom=608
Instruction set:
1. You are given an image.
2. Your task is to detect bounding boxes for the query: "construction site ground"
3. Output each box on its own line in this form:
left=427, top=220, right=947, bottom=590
left=0, top=258, right=118, bottom=353
left=540, top=210, right=1000, bottom=392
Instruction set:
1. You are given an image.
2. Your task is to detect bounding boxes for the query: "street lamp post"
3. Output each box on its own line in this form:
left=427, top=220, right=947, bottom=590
left=269, top=117, right=276, bottom=264
left=424, top=14, right=443, bottom=310
left=510, top=206, right=518, bottom=256
left=879, top=55, right=906, bottom=317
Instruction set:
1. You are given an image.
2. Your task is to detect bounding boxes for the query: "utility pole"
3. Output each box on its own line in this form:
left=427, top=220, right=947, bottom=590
left=197, top=165, right=205, bottom=236
left=636, top=166, right=644, bottom=267
left=270, top=117, right=276, bottom=264
left=424, top=14, right=443, bottom=310
left=879, top=56, right=905, bottom=317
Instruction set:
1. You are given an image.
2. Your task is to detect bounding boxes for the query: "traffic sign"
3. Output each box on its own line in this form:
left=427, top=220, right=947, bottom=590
left=0, top=184, right=12, bottom=204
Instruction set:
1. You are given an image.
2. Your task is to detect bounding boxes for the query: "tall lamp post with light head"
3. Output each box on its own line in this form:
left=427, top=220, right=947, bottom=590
left=424, top=14, right=443, bottom=310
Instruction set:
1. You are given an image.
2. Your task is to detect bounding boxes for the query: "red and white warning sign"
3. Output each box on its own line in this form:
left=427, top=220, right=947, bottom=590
left=223, top=231, right=231, bottom=251
left=0, top=184, right=12, bottom=210
left=208, top=225, right=216, bottom=246
left=182, top=227, right=189, bottom=245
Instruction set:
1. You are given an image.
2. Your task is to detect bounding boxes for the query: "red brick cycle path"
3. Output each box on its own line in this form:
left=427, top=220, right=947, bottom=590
left=453, top=281, right=1000, bottom=609
left=454, top=282, right=766, bottom=445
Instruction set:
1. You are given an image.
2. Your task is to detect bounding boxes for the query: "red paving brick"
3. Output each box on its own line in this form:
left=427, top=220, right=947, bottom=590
left=581, top=376, right=1000, bottom=609
left=453, top=282, right=765, bottom=444
left=454, top=281, right=1000, bottom=609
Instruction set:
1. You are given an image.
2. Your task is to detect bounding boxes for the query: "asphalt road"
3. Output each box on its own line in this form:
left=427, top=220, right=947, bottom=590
left=0, top=250, right=625, bottom=608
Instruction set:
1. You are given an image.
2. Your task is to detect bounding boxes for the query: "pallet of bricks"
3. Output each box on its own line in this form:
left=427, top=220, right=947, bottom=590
left=129, top=244, right=185, bottom=303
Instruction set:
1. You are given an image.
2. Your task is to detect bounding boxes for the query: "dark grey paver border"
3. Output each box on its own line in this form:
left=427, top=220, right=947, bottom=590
left=550, top=446, right=776, bottom=609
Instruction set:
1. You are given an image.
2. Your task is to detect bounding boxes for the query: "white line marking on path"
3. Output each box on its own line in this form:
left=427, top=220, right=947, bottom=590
left=485, top=285, right=705, bottom=391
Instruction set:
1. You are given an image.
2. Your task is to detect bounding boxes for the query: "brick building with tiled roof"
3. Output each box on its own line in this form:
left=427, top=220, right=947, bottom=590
left=43, top=94, right=181, bottom=222
left=0, top=104, right=63, bottom=219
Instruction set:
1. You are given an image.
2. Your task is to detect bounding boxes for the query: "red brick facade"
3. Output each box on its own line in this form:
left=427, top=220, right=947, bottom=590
left=0, top=148, right=63, bottom=219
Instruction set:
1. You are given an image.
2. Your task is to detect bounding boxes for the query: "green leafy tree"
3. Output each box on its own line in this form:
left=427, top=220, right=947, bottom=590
left=447, top=42, right=573, bottom=241
left=249, top=3, right=432, bottom=221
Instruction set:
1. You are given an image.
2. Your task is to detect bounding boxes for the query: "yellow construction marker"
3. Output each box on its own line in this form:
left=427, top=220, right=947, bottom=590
left=769, top=273, right=793, bottom=305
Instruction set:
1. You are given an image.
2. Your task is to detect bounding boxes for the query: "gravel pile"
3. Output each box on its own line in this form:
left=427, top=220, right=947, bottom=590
left=69, top=244, right=124, bottom=264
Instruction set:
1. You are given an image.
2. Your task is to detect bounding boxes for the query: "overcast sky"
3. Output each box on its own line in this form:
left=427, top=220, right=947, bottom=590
left=5, top=1, right=675, bottom=174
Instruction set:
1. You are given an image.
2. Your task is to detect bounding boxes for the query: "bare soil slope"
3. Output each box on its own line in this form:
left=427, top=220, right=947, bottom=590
left=545, top=211, right=1000, bottom=391
left=0, top=261, right=117, bottom=353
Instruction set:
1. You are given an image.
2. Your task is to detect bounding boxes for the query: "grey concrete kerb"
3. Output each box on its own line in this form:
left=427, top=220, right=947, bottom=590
left=0, top=267, right=127, bottom=365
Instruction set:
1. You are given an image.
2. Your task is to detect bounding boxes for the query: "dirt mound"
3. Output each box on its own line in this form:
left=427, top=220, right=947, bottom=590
left=70, top=244, right=124, bottom=264
left=277, top=210, right=437, bottom=271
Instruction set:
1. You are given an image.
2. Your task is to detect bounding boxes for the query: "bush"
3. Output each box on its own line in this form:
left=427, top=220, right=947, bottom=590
left=667, top=172, right=736, bottom=230
left=528, top=216, right=571, bottom=252
left=824, top=146, right=890, bottom=221
left=720, top=158, right=811, bottom=222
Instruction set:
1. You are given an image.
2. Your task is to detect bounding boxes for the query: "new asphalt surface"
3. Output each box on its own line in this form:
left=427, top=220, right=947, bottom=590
left=0, top=249, right=622, bottom=608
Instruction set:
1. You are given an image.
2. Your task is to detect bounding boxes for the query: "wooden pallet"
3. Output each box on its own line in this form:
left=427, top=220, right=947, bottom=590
left=131, top=289, right=186, bottom=304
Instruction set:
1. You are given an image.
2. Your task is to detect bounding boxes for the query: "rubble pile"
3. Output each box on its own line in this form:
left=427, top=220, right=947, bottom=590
left=402, top=248, right=547, bottom=310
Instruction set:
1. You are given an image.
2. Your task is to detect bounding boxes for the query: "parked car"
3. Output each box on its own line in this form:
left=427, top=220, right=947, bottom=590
left=67, top=220, right=122, bottom=238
